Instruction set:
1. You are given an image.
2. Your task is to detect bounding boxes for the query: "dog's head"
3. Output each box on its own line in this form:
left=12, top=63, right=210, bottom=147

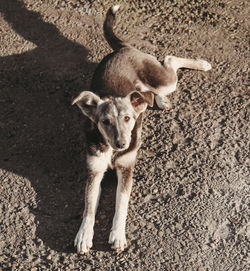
left=73, top=91, right=153, bottom=151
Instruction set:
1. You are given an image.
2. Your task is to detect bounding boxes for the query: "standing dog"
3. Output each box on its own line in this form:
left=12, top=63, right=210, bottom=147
left=73, top=5, right=211, bottom=253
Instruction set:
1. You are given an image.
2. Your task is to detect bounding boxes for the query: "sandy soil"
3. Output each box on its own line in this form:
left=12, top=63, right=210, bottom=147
left=0, top=0, right=249, bottom=270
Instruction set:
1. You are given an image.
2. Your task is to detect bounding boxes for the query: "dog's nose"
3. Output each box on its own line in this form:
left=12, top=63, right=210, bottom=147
left=116, top=141, right=126, bottom=149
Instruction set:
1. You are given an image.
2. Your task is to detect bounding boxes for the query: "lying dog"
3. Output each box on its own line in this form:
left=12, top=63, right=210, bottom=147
left=73, top=5, right=211, bottom=253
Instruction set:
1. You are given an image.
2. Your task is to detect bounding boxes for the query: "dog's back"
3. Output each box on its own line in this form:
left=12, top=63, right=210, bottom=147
left=91, top=6, right=169, bottom=99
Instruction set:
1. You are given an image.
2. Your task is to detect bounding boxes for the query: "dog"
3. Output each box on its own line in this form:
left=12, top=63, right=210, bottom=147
left=72, top=5, right=211, bottom=253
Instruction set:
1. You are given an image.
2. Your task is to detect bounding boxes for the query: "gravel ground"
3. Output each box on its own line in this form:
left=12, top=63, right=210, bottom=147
left=0, top=0, right=249, bottom=270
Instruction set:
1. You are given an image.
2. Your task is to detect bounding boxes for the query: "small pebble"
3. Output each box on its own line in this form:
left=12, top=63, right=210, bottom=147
left=139, top=221, right=146, bottom=227
left=158, top=231, right=164, bottom=238
left=37, top=238, right=43, bottom=245
left=46, top=255, right=52, bottom=260
left=153, top=229, right=158, bottom=235
left=153, top=188, right=158, bottom=194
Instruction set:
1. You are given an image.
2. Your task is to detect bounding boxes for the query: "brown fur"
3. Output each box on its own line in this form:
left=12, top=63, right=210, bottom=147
left=73, top=5, right=211, bottom=253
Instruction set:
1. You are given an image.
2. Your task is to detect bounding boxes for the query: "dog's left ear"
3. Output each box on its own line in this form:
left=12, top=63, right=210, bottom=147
left=140, top=91, right=154, bottom=107
left=72, top=91, right=102, bottom=122
left=129, top=91, right=154, bottom=113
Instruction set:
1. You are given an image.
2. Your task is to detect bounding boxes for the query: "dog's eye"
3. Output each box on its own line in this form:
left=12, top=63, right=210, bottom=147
left=124, top=116, right=130, bottom=122
left=102, top=119, right=110, bottom=125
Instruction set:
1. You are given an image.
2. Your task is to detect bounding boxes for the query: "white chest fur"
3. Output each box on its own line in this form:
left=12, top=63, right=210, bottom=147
left=87, top=148, right=113, bottom=173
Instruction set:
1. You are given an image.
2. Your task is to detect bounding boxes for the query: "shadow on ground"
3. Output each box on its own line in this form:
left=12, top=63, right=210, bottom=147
left=0, top=0, right=116, bottom=253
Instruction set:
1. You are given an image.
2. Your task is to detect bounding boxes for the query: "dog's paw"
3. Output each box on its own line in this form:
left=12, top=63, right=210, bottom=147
left=109, top=229, right=127, bottom=252
left=74, top=221, right=94, bottom=254
left=155, top=95, right=172, bottom=110
left=111, top=5, right=120, bottom=14
left=198, top=59, right=212, bottom=71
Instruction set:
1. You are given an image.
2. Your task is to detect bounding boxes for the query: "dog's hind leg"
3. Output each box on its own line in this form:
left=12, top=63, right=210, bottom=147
left=164, top=55, right=212, bottom=72
left=155, top=56, right=211, bottom=109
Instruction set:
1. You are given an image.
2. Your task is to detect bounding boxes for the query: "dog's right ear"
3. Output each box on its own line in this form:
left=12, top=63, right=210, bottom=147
left=72, top=91, right=102, bottom=122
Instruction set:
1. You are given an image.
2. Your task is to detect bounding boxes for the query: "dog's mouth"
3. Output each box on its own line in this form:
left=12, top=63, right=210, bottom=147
left=114, top=147, right=128, bottom=152
left=111, top=145, right=128, bottom=152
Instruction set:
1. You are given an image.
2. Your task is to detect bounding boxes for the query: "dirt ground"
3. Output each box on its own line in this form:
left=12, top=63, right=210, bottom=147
left=0, top=0, right=249, bottom=270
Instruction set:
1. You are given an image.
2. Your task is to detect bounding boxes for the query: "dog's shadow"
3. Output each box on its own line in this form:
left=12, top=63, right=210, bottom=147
left=0, top=0, right=116, bottom=253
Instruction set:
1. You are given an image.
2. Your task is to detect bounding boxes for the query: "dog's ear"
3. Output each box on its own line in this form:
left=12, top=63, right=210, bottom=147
left=140, top=91, right=154, bottom=107
left=129, top=91, right=154, bottom=113
left=72, top=91, right=102, bottom=122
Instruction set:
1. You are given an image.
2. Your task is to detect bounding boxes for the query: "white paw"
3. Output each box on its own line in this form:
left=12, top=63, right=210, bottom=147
left=155, top=95, right=172, bottom=110
left=109, top=229, right=127, bottom=251
left=198, top=59, right=212, bottom=71
left=74, top=220, right=94, bottom=254
left=111, top=5, right=120, bottom=14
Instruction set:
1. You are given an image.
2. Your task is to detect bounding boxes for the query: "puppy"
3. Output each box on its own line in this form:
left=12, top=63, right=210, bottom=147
left=73, top=5, right=211, bottom=253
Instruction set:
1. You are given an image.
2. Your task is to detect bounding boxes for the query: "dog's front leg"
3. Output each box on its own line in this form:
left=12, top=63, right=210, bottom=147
left=75, top=151, right=110, bottom=253
left=109, top=164, right=134, bottom=251
left=74, top=169, right=103, bottom=253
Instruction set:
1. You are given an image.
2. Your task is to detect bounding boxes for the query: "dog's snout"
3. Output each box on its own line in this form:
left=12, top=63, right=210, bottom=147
left=116, top=140, right=126, bottom=149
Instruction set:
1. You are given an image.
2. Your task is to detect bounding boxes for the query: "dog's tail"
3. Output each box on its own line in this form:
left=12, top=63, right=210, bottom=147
left=104, top=5, right=127, bottom=51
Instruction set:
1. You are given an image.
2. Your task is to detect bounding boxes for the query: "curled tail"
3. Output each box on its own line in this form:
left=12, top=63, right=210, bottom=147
left=103, top=5, right=127, bottom=51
